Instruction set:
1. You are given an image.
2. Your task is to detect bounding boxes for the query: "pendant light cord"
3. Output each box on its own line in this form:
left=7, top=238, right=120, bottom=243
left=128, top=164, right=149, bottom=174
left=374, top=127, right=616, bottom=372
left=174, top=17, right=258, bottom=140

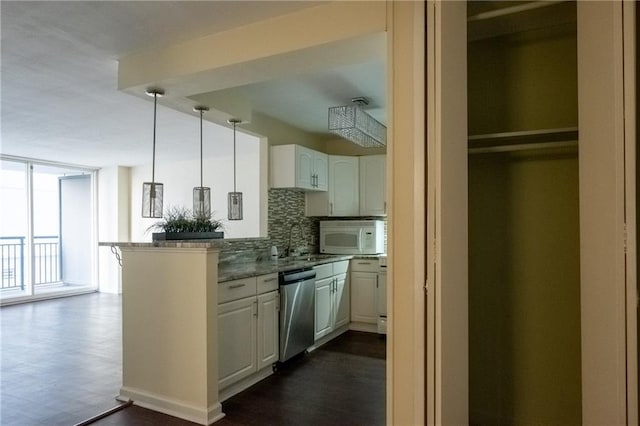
left=233, top=121, right=237, bottom=193
left=200, top=109, right=204, bottom=189
left=151, top=92, right=157, bottom=185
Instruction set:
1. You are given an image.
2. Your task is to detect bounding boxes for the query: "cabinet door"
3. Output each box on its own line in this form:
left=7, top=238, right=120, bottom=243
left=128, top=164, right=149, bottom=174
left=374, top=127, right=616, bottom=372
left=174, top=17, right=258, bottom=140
left=315, top=277, right=334, bottom=340
left=313, top=152, right=329, bottom=191
left=296, top=146, right=314, bottom=190
left=218, top=297, right=257, bottom=389
left=359, top=155, right=387, bottom=216
left=329, top=156, right=359, bottom=216
left=257, top=291, right=279, bottom=370
left=351, top=271, right=378, bottom=323
left=377, top=272, right=387, bottom=316
left=333, top=273, right=350, bottom=329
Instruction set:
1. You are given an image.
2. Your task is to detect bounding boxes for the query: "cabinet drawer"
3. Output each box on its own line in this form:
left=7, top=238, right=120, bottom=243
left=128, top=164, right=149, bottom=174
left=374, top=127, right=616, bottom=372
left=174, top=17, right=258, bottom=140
left=219, top=277, right=257, bottom=304
left=332, top=260, right=349, bottom=275
left=313, top=263, right=334, bottom=280
left=257, top=273, right=278, bottom=294
left=350, top=259, right=379, bottom=273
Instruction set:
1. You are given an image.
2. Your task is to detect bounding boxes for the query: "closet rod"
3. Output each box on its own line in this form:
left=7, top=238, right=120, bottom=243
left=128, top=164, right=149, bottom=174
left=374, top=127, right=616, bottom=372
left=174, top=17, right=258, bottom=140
left=468, top=127, right=578, bottom=154
left=468, top=140, right=577, bottom=155
left=467, top=0, right=566, bottom=22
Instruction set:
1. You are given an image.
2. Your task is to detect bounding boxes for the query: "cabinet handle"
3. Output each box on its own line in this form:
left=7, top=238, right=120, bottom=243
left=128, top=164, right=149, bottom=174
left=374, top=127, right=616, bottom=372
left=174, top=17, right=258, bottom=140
left=376, top=275, right=379, bottom=288
left=330, top=203, right=333, bottom=215
left=384, top=201, right=387, bottom=214
left=229, top=283, right=246, bottom=289
left=357, top=262, right=372, bottom=265
left=262, top=277, right=277, bottom=282
left=253, top=301, right=258, bottom=317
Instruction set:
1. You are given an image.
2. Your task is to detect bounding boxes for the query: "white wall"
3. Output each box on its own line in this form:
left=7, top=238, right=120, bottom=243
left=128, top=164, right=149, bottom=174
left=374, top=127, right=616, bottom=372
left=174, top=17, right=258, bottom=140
left=98, top=166, right=130, bottom=294
left=130, top=128, right=261, bottom=241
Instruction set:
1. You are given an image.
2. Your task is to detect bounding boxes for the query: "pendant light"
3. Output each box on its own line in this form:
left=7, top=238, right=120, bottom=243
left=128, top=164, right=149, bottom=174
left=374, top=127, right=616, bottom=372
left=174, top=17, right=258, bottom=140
left=141, top=88, right=165, bottom=218
left=227, top=118, right=243, bottom=221
left=193, top=106, right=211, bottom=217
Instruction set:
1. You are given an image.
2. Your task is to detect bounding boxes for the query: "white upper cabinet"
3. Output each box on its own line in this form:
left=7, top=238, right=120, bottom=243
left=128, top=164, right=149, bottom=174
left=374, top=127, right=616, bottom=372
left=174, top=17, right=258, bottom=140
left=306, top=155, right=359, bottom=216
left=270, top=144, right=328, bottom=191
left=306, top=154, right=386, bottom=217
left=359, top=155, right=387, bottom=216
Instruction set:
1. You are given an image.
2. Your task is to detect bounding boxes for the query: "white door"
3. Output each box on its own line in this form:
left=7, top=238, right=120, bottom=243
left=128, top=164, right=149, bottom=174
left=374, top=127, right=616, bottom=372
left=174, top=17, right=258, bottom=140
left=350, top=271, right=378, bottom=323
left=314, top=277, right=334, bottom=340
left=257, top=291, right=279, bottom=370
left=359, top=155, right=387, bottom=216
left=296, top=146, right=314, bottom=189
left=314, top=152, right=329, bottom=191
left=377, top=272, right=386, bottom=317
left=218, top=297, right=257, bottom=389
left=333, top=273, right=350, bottom=329
left=329, top=156, right=359, bottom=216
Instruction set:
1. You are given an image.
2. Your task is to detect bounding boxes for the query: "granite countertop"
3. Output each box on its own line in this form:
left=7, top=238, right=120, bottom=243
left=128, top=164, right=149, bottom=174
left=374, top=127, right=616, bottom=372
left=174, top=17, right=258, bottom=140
left=218, top=254, right=381, bottom=282
left=99, top=237, right=266, bottom=249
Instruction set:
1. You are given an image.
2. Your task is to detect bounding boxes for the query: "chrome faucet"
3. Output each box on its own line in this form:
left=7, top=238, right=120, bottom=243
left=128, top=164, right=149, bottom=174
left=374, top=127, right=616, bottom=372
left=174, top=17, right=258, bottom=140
left=287, top=223, right=304, bottom=257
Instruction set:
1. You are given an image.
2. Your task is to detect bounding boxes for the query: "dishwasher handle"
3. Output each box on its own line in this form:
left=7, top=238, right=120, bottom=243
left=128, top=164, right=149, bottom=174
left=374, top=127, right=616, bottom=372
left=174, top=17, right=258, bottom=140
left=279, top=268, right=316, bottom=285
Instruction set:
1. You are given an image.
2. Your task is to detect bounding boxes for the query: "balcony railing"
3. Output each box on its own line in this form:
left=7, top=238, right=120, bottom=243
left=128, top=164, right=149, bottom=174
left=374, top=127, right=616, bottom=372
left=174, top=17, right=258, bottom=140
left=0, top=236, right=60, bottom=290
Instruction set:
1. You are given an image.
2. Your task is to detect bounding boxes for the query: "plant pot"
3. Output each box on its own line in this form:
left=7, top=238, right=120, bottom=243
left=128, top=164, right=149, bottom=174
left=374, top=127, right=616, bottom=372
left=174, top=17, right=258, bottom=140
left=152, top=231, right=224, bottom=241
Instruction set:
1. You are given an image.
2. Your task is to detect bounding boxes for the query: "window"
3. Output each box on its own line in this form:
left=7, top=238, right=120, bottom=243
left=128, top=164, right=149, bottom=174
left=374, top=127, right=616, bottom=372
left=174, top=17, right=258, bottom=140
left=0, top=158, right=97, bottom=303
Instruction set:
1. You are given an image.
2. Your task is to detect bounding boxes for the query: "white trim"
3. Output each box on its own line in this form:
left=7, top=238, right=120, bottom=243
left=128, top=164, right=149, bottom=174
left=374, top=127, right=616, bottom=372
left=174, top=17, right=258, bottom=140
left=0, top=288, right=97, bottom=307
left=0, top=154, right=99, bottom=172
left=623, top=0, right=638, bottom=423
left=348, top=322, right=378, bottom=333
left=578, top=2, right=629, bottom=423
left=218, top=367, right=273, bottom=403
left=120, top=386, right=225, bottom=426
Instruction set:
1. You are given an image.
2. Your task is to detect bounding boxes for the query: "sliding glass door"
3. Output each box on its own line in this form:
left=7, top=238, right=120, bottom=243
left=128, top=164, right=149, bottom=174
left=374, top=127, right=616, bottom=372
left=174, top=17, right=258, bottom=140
left=0, top=158, right=97, bottom=303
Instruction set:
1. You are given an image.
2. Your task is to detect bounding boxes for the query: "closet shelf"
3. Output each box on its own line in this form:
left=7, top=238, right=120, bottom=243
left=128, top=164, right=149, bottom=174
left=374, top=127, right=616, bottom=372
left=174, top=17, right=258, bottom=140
left=468, top=127, right=578, bottom=154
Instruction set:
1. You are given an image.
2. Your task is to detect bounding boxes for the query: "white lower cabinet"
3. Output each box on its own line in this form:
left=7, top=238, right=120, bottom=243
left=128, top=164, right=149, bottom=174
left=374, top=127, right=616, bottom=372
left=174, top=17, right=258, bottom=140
left=314, top=261, right=350, bottom=341
left=351, top=272, right=377, bottom=323
left=257, top=291, right=279, bottom=370
left=218, top=275, right=279, bottom=391
left=218, top=296, right=257, bottom=389
left=314, top=277, right=334, bottom=340
left=333, top=273, right=350, bottom=329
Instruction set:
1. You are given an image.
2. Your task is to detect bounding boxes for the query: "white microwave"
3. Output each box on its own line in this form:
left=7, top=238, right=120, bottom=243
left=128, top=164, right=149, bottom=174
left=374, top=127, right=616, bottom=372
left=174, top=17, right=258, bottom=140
left=319, top=220, right=385, bottom=255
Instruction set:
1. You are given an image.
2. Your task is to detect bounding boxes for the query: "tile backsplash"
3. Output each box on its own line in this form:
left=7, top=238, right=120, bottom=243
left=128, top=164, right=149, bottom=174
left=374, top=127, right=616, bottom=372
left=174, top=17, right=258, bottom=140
left=268, top=188, right=320, bottom=255
left=219, top=188, right=387, bottom=263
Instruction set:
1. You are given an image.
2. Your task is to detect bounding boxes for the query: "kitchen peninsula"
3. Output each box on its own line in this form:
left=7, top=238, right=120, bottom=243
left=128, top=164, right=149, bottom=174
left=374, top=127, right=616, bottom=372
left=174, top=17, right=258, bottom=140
left=103, top=239, right=370, bottom=425
left=104, top=240, right=224, bottom=425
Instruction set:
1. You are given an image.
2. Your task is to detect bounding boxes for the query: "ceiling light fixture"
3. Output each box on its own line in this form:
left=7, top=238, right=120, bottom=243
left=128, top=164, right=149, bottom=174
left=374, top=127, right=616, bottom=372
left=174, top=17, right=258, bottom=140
left=141, top=88, right=165, bottom=218
left=193, top=106, right=211, bottom=217
left=227, top=118, right=243, bottom=221
left=328, top=97, right=386, bottom=148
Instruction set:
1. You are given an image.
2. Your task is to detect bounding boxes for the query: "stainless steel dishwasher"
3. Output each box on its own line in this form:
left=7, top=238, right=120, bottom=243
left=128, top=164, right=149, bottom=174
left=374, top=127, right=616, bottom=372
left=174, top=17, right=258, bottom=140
left=279, top=268, right=316, bottom=362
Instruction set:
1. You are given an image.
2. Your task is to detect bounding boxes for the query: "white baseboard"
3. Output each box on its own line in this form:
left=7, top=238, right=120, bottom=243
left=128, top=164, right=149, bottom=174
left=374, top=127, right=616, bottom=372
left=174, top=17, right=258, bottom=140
left=219, top=366, right=273, bottom=402
left=309, top=324, right=350, bottom=351
left=349, top=322, right=378, bottom=333
left=119, top=386, right=225, bottom=425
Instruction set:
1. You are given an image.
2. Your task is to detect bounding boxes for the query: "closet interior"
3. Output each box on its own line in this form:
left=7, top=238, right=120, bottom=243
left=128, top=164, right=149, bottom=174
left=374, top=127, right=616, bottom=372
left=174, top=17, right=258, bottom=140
left=467, top=1, right=580, bottom=425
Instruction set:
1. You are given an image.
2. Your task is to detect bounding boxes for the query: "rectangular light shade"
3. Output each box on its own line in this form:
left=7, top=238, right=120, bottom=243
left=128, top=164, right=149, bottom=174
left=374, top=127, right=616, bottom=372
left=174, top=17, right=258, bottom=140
left=228, top=192, right=243, bottom=220
left=328, top=105, right=387, bottom=148
left=142, top=182, right=163, bottom=218
left=193, top=187, right=211, bottom=217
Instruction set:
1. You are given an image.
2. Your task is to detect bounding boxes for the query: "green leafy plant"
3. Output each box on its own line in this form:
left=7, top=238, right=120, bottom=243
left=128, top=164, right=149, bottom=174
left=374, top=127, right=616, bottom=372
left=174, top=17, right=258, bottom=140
left=148, top=206, right=224, bottom=233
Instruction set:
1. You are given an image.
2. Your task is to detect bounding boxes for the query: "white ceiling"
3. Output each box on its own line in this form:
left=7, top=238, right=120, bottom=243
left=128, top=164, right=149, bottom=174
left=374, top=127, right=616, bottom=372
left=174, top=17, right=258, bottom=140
left=1, top=1, right=385, bottom=169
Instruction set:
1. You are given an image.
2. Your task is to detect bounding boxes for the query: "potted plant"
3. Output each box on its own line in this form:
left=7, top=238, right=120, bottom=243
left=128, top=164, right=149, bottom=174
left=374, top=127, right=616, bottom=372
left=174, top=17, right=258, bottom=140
left=148, top=206, right=224, bottom=241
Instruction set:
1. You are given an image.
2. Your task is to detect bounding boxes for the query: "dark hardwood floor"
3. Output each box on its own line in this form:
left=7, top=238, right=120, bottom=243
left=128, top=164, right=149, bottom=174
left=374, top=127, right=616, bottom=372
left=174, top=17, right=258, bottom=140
left=0, top=293, right=122, bottom=426
left=0, top=293, right=386, bottom=426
